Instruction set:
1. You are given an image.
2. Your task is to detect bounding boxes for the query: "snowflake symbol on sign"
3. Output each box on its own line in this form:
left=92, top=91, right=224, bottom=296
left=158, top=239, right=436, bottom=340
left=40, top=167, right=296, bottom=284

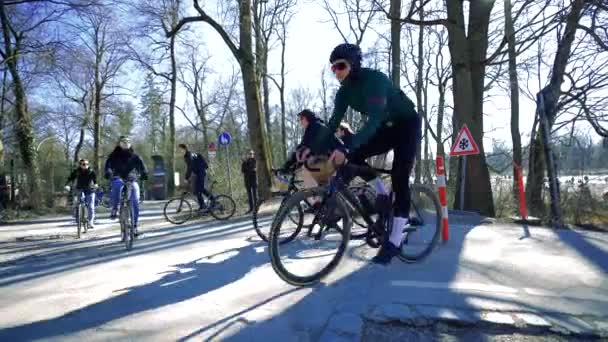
left=459, top=138, right=469, bottom=150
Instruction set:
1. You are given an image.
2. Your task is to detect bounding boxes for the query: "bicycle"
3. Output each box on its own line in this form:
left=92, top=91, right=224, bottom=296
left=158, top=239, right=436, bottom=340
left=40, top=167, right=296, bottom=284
left=75, top=190, right=91, bottom=239
left=163, top=180, right=236, bottom=224
left=254, top=168, right=377, bottom=244
left=118, top=176, right=139, bottom=251
left=268, top=162, right=441, bottom=286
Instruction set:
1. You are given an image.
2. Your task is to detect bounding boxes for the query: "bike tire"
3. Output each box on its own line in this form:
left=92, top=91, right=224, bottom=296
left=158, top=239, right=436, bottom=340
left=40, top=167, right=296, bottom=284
left=269, top=187, right=352, bottom=287
left=398, top=184, right=441, bottom=263
left=81, top=205, right=88, bottom=234
left=254, top=196, right=303, bottom=244
left=209, top=195, right=236, bottom=220
left=163, top=197, right=193, bottom=224
left=123, top=200, right=134, bottom=251
left=77, top=204, right=82, bottom=239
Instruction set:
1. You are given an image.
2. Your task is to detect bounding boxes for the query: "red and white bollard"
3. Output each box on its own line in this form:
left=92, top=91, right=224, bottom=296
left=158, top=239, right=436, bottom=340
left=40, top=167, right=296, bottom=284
left=436, top=156, right=449, bottom=242
left=514, top=163, right=528, bottom=220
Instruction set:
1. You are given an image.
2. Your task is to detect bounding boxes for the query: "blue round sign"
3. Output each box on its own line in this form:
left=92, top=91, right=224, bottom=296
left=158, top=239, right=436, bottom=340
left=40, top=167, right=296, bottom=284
left=218, top=132, right=232, bottom=146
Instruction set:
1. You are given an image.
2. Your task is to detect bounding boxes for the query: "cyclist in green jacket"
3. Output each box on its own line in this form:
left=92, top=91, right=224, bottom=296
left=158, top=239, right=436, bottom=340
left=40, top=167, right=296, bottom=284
left=312, top=43, right=422, bottom=265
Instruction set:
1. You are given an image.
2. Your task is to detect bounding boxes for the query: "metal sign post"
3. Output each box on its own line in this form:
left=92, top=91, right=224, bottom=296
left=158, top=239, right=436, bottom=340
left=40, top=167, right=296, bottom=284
left=460, top=156, right=467, bottom=210
left=218, top=132, right=233, bottom=198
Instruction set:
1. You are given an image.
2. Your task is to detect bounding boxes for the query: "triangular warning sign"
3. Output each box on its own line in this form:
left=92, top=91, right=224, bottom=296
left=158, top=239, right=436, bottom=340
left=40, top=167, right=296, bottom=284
left=450, top=124, right=480, bottom=156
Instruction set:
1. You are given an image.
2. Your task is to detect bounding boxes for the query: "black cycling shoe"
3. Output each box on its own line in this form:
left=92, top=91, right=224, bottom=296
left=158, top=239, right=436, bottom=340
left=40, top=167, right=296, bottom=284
left=371, top=240, right=400, bottom=265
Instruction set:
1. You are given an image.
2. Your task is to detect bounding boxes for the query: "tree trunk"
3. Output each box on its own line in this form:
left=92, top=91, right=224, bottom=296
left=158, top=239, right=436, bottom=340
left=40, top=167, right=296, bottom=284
left=73, top=124, right=86, bottom=164
left=526, top=0, right=585, bottom=218
left=0, top=4, right=41, bottom=208
left=414, top=4, right=424, bottom=184
left=240, top=0, right=272, bottom=199
left=93, top=46, right=102, bottom=177
left=504, top=0, right=523, bottom=211
left=389, top=0, right=401, bottom=86
left=253, top=2, right=272, bottom=148
left=446, top=0, right=495, bottom=216
left=167, top=35, right=177, bottom=196
left=436, top=79, right=446, bottom=158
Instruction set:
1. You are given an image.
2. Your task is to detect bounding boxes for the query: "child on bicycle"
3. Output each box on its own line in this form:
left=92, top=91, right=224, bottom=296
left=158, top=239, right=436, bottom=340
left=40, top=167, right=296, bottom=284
left=310, top=43, right=422, bottom=265
left=65, top=159, right=98, bottom=228
left=104, top=136, right=148, bottom=235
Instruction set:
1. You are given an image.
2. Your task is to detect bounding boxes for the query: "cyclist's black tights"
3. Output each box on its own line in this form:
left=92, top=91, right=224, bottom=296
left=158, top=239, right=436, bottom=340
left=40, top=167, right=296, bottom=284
left=347, top=116, right=422, bottom=218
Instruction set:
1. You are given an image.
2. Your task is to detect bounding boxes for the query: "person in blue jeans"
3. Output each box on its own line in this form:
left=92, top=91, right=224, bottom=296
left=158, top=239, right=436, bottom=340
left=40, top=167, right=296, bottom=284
left=104, top=136, right=148, bottom=235
left=65, top=159, right=98, bottom=228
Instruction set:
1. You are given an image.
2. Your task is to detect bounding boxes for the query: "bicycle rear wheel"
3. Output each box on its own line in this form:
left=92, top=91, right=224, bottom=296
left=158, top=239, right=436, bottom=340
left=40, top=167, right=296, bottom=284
left=398, top=184, right=441, bottom=263
left=269, top=187, right=352, bottom=287
left=163, top=197, right=193, bottom=224
left=254, top=195, right=303, bottom=243
left=209, top=195, right=236, bottom=220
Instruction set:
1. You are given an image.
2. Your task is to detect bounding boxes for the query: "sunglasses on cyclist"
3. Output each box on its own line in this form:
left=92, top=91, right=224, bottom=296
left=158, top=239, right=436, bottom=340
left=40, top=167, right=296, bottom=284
left=331, top=62, right=348, bottom=73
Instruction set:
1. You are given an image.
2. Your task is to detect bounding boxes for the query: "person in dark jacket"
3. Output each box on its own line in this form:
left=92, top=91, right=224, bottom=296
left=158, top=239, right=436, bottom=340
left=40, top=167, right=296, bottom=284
left=104, top=136, right=148, bottom=233
left=313, top=43, right=422, bottom=265
left=241, top=150, right=257, bottom=213
left=66, top=159, right=98, bottom=228
left=279, top=109, right=345, bottom=180
left=178, top=143, right=212, bottom=210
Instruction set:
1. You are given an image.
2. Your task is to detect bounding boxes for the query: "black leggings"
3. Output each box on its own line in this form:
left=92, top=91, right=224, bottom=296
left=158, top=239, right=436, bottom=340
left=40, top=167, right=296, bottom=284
left=348, top=116, right=422, bottom=217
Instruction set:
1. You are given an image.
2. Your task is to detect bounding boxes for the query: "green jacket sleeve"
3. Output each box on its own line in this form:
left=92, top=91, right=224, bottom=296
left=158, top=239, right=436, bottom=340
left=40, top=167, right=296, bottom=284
left=351, top=74, right=390, bottom=150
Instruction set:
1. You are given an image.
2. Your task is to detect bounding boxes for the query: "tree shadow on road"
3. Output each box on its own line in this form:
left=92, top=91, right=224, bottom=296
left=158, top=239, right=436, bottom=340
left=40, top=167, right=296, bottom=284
left=0, top=216, right=273, bottom=287
left=0, top=242, right=271, bottom=341
left=557, top=228, right=608, bottom=274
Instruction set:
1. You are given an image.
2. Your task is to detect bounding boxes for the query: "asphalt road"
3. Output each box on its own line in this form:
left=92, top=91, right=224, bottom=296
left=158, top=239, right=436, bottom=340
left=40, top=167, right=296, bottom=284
left=0, top=204, right=606, bottom=341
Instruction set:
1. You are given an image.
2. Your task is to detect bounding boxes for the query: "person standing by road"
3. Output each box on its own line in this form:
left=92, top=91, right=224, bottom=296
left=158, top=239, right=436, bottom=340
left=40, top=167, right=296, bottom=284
left=241, top=150, right=257, bottom=214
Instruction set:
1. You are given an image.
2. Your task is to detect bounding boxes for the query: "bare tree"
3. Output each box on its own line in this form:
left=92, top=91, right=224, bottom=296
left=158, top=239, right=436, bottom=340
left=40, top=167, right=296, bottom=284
left=169, top=0, right=274, bottom=198
left=131, top=0, right=187, bottom=196
left=374, top=0, right=558, bottom=215
left=178, top=45, right=215, bottom=158
left=266, top=0, right=296, bottom=161
left=526, top=0, right=607, bottom=219
left=321, top=0, right=377, bottom=45
left=0, top=1, right=86, bottom=208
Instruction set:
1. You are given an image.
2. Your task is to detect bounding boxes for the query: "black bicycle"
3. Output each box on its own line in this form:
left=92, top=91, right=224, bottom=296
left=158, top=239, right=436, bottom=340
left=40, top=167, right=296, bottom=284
left=163, top=180, right=236, bottom=224
left=118, top=176, right=139, bottom=251
left=268, top=163, right=441, bottom=286
left=75, top=190, right=91, bottom=239
left=253, top=168, right=376, bottom=244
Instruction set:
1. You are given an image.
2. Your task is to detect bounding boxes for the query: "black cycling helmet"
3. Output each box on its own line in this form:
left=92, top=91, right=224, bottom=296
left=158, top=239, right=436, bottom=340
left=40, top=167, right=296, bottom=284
left=329, top=43, right=362, bottom=70
left=297, top=109, right=319, bottom=123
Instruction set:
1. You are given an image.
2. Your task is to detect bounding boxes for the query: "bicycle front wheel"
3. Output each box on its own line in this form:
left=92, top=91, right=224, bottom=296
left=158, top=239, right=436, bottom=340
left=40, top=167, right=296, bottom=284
left=121, top=201, right=134, bottom=251
left=163, top=197, right=193, bottom=224
left=254, top=195, right=303, bottom=243
left=209, top=195, right=236, bottom=220
left=269, top=187, right=352, bottom=287
left=76, top=204, right=83, bottom=239
left=81, top=205, right=88, bottom=234
left=398, top=184, right=441, bottom=263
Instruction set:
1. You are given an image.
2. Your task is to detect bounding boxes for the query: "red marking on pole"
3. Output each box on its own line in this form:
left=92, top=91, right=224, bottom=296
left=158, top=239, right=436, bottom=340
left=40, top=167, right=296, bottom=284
left=515, top=164, right=528, bottom=220
left=436, top=156, right=449, bottom=242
